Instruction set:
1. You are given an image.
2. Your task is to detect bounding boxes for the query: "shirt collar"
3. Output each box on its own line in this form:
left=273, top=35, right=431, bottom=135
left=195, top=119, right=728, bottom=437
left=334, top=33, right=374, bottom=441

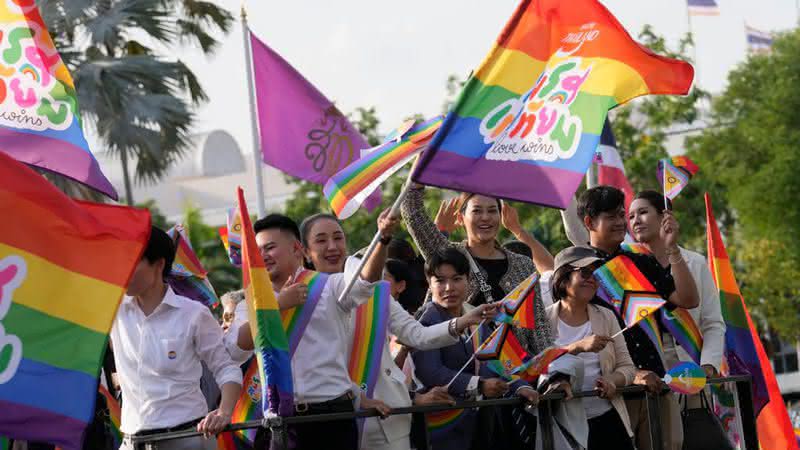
left=122, top=285, right=180, bottom=309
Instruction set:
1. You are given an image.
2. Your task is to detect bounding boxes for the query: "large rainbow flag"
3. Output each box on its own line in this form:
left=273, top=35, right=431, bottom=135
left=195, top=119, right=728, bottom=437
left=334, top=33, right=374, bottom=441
left=705, top=193, right=797, bottom=449
left=237, top=187, right=294, bottom=417
left=412, top=0, right=693, bottom=208
left=0, top=3, right=116, bottom=199
left=0, top=151, right=150, bottom=448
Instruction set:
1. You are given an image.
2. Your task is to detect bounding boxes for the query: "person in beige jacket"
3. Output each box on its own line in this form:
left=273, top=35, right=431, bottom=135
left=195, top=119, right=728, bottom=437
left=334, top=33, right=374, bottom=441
left=545, top=246, right=636, bottom=450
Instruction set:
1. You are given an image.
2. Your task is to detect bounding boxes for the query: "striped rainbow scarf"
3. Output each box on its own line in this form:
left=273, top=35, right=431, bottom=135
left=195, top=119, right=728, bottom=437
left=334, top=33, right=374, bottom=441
left=281, top=270, right=329, bottom=356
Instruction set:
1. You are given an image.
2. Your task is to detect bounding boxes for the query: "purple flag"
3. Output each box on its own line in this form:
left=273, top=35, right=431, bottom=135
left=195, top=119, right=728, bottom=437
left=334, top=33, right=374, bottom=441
left=250, top=31, right=380, bottom=210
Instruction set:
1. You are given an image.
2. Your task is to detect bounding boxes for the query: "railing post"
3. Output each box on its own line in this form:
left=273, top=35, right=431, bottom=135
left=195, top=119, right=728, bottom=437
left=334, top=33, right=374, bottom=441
left=538, top=399, right=555, bottom=450
left=410, top=411, right=431, bottom=450
left=645, top=392, right=664, bottom=450
left=735, top=379, right=759, bottom=450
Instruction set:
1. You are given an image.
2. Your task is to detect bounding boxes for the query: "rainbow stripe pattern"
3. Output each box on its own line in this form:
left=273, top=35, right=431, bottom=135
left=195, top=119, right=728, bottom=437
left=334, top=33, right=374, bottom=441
left=348, top=281, right=391, bottom=397
left=412, top=0, right=693, bottom=209
left=661, top=308, right=703, bottom=364
left=166, top=225, right=220, bottom=309
left=281, top=269, right=327, bottom=356
left=657, top=156, right=698, bottom=200
left=98, top=385, right=121, bottom=449
left=495, top=273, right=539, bottom=329
left=219, top=207, right=242, bottom=267
left=219, top=359, right=261, bottom=450
left=237, top=187, right=294, bottom=417
left=324, top=116, right=443, bottom=219
left=663, top=361, right=706, bottom=395
left=486, top=329, right=528, bottom=381
left=593, top=255, right=656, bottom=310
left=706, top=194, right=797, bottom=449
left=475, top=324, right=511, bottom=361
left=0, top=151, right=150, bottom=448
left=0, top=437, right=10, bottom=450
left=426, top=409, right=465, bottom=438
left=620, top=243, right=651, bottom=255
left=513, top=347, right=570, bottom=382
left=0, top=3, right=117, bottom=199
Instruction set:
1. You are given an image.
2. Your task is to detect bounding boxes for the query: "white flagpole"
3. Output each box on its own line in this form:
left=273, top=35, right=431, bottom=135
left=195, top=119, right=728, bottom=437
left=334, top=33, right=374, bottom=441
left=242, top=6, right=267, bottom=217
left=336, top=164, right=417, bottom=304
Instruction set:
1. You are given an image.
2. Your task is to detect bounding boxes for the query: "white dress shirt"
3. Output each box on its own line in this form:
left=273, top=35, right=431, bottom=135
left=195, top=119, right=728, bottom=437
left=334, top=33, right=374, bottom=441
left=111, top=287, right=242, bottom=434
left=225, top=258, right=376, bottom=403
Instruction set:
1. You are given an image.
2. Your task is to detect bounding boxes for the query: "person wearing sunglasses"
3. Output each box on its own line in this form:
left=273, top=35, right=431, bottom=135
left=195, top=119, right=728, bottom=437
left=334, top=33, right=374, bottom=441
left=545, top=246, right=636, bottom=450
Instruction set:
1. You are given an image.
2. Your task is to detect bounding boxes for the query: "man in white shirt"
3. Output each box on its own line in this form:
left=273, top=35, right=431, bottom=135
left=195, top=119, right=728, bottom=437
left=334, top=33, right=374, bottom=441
left=112, top=227, right=242, bottom=450
left=225, top=214, right=382, bottom=450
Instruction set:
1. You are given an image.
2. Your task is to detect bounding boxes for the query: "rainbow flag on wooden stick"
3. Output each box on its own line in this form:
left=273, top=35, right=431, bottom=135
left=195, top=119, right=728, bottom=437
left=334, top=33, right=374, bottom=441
left=412, top=0, right=693, bottom=208
left=705, top=193, right=797, bottom=449
left=237, top=187, right=294, bottom=417
left=324, top=117, right=442, bottom=219
left=0, top=151, right=150, bottom=449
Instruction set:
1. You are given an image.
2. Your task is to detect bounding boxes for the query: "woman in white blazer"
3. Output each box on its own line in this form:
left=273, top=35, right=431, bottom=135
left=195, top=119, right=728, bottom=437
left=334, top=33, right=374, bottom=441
left=546, top=246, right=636, bottom=450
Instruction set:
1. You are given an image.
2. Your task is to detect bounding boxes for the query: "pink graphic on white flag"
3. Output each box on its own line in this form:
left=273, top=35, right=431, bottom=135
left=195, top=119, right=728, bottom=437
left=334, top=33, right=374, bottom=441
left=249, top=30, right=380, bottom=210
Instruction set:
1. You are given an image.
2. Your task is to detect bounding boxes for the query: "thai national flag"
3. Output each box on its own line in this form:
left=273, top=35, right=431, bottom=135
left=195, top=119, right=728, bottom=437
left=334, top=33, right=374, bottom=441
left=746, top=25, right=773, bottom=54
left=596, top=119, right=634, bottom=213
left=687, top=0, right=720, bottom=16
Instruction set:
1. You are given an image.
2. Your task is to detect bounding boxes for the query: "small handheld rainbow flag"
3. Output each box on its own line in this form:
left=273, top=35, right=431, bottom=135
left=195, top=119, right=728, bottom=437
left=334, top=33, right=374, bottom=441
left=663, top=361, right=706, bottom=395
left=513, top=347, right=570, bottom=382
left=475, top=324, right=511, bottom=361
left=348, top=281, right=391, bottom=397
left=622, top=293, right=666, bottom=328
left=223, top=207, right=243, bottom=267
left=166, top=225, right=220, bottom=309
left=0, top=151, right=150, bottom=448
left=237, top=187, right=294, bottom=417
left=593, top=255, right=657, bottom=311
left=324, top=116, right=442, bottom=219
left=620, top=243, right=651, bottom=255
left=486, top=329, right=529, bottom=381
left=495, top=273, right=539, bottom=329
left=657, top=156, right=699, bottom=200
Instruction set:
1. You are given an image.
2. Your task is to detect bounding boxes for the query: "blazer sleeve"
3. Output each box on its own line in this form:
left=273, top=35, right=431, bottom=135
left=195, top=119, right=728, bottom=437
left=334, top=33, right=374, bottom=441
left=389, top=300, right=458, bottom=350
left=401, top=187, right=453, bottom=263
left=411, top=308, right=474, bottom=396
left=605, top=309, right=636, bottom=385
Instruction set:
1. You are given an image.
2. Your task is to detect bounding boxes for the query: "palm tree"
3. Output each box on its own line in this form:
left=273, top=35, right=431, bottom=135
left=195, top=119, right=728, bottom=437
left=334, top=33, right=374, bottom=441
left=37, top=0, right=233, bottom=204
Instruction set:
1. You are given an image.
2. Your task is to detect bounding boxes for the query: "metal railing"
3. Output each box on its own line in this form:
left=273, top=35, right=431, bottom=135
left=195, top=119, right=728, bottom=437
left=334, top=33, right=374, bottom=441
left=130, top=375, right=757, bottom=450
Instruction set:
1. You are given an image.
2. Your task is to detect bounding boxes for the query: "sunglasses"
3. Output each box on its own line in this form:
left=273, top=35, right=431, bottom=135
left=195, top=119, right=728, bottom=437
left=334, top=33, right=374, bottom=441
left=571, top=266, right=596, bottom=280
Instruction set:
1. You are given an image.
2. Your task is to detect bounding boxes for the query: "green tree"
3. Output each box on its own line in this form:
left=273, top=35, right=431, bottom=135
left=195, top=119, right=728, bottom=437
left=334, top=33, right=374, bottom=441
left=689, top=29, right=800, bottom=338
left=39, top=0, right=234, bottom=205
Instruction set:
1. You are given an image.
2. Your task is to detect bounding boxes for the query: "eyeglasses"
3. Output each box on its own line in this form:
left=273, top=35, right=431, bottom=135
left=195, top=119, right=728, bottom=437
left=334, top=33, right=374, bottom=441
left=571, top=266, right=595, bottom=280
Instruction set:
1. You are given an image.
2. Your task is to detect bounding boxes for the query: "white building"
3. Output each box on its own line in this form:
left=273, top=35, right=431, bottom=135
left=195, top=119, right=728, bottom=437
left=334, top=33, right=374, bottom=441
left=96, top=130, right=296, bottom=225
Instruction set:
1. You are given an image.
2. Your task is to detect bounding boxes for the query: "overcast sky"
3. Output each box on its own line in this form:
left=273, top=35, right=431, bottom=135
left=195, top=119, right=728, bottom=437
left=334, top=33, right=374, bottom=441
left=116, top=0, right=800, bottom=159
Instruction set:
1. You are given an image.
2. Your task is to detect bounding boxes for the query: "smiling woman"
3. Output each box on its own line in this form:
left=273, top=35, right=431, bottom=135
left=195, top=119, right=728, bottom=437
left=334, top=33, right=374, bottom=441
left=299, top=213, right=348, bottom=273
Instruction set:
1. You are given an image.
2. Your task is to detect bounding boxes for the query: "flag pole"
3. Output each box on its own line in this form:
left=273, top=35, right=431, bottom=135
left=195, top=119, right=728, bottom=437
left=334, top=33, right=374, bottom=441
left=242, top=6, right=267, bottom=217
left=686, top=4, right=699, bottom=86
left=336, top=162, right=417, bottom=304
left=662, top=165, right=669, bottom=211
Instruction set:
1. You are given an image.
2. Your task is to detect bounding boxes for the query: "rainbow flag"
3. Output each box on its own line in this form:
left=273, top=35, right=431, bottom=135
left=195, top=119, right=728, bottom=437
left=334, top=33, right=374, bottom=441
left=475, top=324, right=511, bottom=361
left=486, top=329, right=529, bottom=381
left=661, top=308, right=703, bottom=364
left=219, top=359, right=262, bottom=450
left=0, top=4, right=117, bottom=199
left=0, top=437, right=10, bottom=450
left=495, top=273, right=539, bottom=329
left=324, top=116, right=443, bottom=219
left=426, top=409, right=465, bottom=438
left=593, top=255, right=656, bottom=310
left=705, top=193, right=797, bottom=449
left=0, top=151, right=150, bottom=448
left=620, top=242, right=650, bottom=255
left=237, top=187, right=294, bottom=417
left=166, top=225, right=219, bottom=309
left=281, top=269, right=327, bottom=355
left=657, top=156, right=698, bottom=200
left=98, top=385, right=121, bottom=449
left=513, top=347, right=570, bottom=382
left=348, top=282, right=391, bottom=397
left=621, top=292, right=665, bottom=328
left=219, top=207, right=243, bottom=267
left=412, top=0, right=693, bottom=209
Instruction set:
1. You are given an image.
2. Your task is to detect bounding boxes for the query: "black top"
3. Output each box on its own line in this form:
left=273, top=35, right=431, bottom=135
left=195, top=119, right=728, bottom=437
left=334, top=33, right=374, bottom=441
left=472, top=256, right=509, bottom=306
left=587, top=245, right=677, bottom=376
